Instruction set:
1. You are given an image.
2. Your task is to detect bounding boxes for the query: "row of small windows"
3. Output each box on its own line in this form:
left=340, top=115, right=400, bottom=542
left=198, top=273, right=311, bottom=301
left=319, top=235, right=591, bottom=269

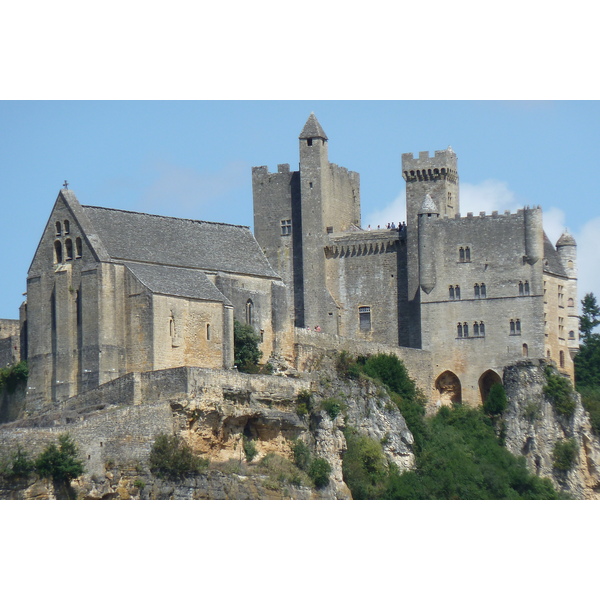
left=54, top=238, right=82, bottom=263
left=509, top=319, right=521, bottom=335
left=457, top=322, right=485, bottom=338
left=56, top=220, right=70, bottom=236
left=458, top=247, right=471, bottom=262
left=449, top=283, right=486, bottom=300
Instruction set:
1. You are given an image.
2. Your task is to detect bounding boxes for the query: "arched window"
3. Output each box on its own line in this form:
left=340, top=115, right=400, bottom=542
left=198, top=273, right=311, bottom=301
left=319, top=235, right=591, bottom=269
left=55, top=221, right=62, bottom=236
left=246, top=299, right=253, bottom=326
left=473, top=322, right=479, bottom=336
left=523, top=343, right=528, bottom=357
left=519, top=281, right=524, bottom=296
left=568, top=298, right=574, bottom=308
left=547, top=349, right=551, bottom=358
left=524, top=281, right=530, bottom=295
left=459, top=247, right=465, bottom=262
left=457, top=323, right=463, bottom=338
left=65, top=238, right=73, bottom=261
left=455, top=285, right=461, bottom=300
left=516, top=319, right=521, bottom=334
left=465, top=247, right=471, bottom=262
left=54, top=240, right=63, bottom=263
left=569, top=330, right=575, bottom=340
left=474, top=283, right=480, bottom=298
left=480, top=283, right=486, bottom=298
left=463, top=322, right=469, bottom=337
left=480, top=322, right=485, bottom=337
left=510, top=319, right=515, bottom=334
left=75, top=237, right=82, bottom=258
left=449, top=286, right=455, bottom=300
left=64, top=220, right=70, bottom=234
left=560, top=351, right=565, bottom=368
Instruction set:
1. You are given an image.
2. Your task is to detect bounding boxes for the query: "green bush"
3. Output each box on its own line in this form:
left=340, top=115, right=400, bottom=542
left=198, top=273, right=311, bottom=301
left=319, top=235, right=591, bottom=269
left=258, top=453, right=312, bottom=488
left=552, top=438, right=579, bottom=471
left=342, top=429, right=389, bottom=499
left=544, top=367, right=576, bottom=417
left=149, top=433, right=208, bottom=479
left=296, top=390, right=312, bottom=416
left=35, top=434, right=85, bottom=483
left=308, top=458, right=332, bottom=489
left=0, top=445, right=34, bottom=478
left=234, top=320, right=262, bottom=372
left=0, top=361, right=28, bottom=393
left=243, top=436, right=258, bottom=462
left=292, top=439, right=312, bottom=472
left=362, top=354, right=417, bottom=400
left=320, top=397, right=345, bottom=420
left=483, top=383, right=508, bottom=416
left=335, top=351, right=361, bottom=380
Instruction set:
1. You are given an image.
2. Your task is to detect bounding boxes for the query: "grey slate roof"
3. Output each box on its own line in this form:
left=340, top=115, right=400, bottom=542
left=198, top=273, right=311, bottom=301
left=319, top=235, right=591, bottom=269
left=124, top=262, right=229, bottom=303
left=82, top=206, right=278, bottom=279
left=299, top=113, right=328, bottom=140
left=543, top=233, right=567, bottom=277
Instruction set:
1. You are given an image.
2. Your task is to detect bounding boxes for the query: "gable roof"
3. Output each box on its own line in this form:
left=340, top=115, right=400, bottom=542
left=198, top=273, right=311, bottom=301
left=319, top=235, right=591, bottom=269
left=82, top=205, right=278, bottom=279
left=299, top=113, right=328, bottom=140
left=124, top=262, right=229, bottom=303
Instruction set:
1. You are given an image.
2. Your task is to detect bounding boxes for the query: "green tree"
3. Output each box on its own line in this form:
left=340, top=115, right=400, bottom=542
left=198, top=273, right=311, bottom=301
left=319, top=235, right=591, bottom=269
left=35, top=434, right=85, bottom=484
left=579, top=293, right=600, bottom=343
left=149, top=433, right=208, bottom=479
left=483, top=383, right=508, bottom=416
left=233, top=320, right=262, bottom=372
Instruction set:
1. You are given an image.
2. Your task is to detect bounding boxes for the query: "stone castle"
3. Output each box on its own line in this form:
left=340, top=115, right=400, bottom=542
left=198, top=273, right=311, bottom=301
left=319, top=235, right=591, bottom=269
left=0, top=114, right=579, bottom=410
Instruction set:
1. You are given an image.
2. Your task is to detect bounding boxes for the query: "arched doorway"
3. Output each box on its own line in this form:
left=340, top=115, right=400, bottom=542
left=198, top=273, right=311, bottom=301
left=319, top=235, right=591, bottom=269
left=479, top=369, right=502, bottom=405
left=435, top=371, right=462, bottom=405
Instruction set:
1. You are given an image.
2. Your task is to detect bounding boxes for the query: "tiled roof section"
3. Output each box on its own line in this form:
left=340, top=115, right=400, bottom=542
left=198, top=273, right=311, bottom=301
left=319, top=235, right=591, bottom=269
left=543, top=233, right=567, bottom=277
left=82, top=206, right=279, bottom=278
left=124, top=262, right=229, bottom=303
left=299, top=113, right=328, bottom=140
left=557, top=231, right=577, bottom=247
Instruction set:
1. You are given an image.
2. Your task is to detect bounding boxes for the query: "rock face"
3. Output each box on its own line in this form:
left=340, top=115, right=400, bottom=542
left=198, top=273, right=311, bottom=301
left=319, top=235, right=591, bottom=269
left=503, top=359, right=600, bottom=499
left=0, top=358, right=415, bottom=500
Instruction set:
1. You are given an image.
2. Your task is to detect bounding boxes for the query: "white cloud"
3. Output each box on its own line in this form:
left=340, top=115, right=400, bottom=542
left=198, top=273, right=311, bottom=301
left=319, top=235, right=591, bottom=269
left=575, top=216, right=600, bottom=304
left=542, top=207, right=566, bottom=246
left=363, top=193, right=406, bottom=230
left=459, top=179, right=521, bottom=215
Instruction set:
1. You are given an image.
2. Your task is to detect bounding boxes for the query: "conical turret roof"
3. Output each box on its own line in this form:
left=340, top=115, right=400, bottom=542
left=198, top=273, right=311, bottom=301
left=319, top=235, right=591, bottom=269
left=556, top=230, right=577, bottom=247
left=299, top=113, right=328, bottom=140
left=419, top=194, right=439, bottom=214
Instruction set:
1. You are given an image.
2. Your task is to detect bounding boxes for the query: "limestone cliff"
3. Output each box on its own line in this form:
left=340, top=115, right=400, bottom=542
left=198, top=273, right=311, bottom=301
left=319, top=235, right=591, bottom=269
left=502, top=359, right=600, bottom=499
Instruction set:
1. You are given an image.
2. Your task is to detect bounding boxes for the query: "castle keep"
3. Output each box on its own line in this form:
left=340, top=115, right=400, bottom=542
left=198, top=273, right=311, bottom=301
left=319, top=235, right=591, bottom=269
left=1, top=114, right=578, bottom=410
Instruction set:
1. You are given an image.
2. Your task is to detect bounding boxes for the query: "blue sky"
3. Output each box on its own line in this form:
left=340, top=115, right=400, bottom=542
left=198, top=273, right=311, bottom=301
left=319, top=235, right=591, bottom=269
left=0, top=100, right=599, bottom=319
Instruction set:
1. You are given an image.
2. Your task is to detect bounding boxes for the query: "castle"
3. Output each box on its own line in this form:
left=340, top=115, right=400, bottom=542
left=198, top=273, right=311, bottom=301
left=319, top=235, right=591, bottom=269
left=0, top=114, right=579, bottom=410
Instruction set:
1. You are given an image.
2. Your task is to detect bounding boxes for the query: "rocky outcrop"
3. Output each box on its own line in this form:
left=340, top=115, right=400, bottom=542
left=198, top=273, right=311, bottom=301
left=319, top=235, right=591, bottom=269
left=503, top=359, right=600, bottom=499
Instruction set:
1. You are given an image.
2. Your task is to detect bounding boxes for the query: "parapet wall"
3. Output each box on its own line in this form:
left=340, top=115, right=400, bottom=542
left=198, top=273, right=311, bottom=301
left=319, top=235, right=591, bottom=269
left=294, top=328, right=434, bottom=397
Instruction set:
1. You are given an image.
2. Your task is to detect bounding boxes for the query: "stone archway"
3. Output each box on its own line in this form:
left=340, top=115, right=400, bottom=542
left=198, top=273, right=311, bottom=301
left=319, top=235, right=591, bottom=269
left=435, top=371, right=462, bottom=406
left=479, top=369, right=502, bottom=405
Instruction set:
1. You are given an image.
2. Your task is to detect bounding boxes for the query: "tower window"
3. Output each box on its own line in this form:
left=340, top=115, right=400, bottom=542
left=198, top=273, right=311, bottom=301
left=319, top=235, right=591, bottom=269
left=480, top=283, right=486, bottom=298
left=568, top=297, right=574, bottom=308
left=459, top=247, right=465, bottom=262
left=64, top=220, right=70, bottom=234
left=359, top=306, right=371, bottom=331
left=519, top=281, right=524, bottom=295
left=560, top=351, right=565, bottom=368
left=457, top=323, right=463, bottom=338
left=307, top=139, right=313, bottom=146
left=465, top=247, right=471, bottom=262
left=569, top=330, right=575, bottom=340
left=479, top=322, right=485, bottom=337
left=524, top=281, right=529, bottom=295
left=54, top=240, right=63, bottom=263
left=206, top=323, right=211, bottom=341
left=449, top=286, right=455, bottom=300
left=473, top=322, right=479, bottom=336
left=65, top=238, right=73, bottom=261
left=55, top=221, right=62, bottom=236
left=455, top=285, right=461, bottom=300
left=463, top=322, right=469, bottom=337
left=474, top=283, right=480, bottom=298
left=246, top=299, right=253, bottom=326
left=523, top=343, right=529, bottom=357
left=75, top=237, right=82, bottom=258
left=509, top=319, right=521, bottom=335
left=281, top=219, right=292, bottom=236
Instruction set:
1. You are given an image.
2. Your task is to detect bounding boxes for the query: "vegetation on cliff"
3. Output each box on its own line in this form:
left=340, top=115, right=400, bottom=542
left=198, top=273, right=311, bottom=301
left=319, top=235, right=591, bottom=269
left=233, top=320, right=262, bottom=372
left=575, top=293, right=600, bottom=435
left=149, top=434, right=209, bottom=479
left=337, top=352, right=563, bottom=500
left=0, top=360, right=28, bottom=394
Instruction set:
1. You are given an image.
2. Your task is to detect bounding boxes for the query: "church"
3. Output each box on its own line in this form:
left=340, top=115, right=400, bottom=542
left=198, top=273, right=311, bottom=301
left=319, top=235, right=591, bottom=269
left=5, top=114, right=578, bottom=409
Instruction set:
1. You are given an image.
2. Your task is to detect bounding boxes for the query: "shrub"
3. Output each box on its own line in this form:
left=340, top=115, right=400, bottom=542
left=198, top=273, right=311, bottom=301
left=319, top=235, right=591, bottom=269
left=552, top=438, right=579, bottom=471
left=0, top=445, right=34, bottom=478
left=308, top=458, right=332, bottom=489
left=296, top=390, right=312, bottom=416
left=544, top=367, right=576, bottom=417
left=483, top=383, right=508, bottom=416
left=149, top=434, right=208, bottom=479
left=336, top=351, right=361, bottom=380
left=580, top=386, right=600, bottom=436
left=321, top=397, right=345, bottom=420
left=0, top=361, right=28, bottom=394
left=243, top=436, right=258, bottom=462
left=342, top=429, right=389, bottom=499
left=292, top=439, right=312, bottom=472
left=258, top=453, right=312, bottom=488
left=35, top=434, right=85, bottom=483
left=234, top=320, right=262, bottom=372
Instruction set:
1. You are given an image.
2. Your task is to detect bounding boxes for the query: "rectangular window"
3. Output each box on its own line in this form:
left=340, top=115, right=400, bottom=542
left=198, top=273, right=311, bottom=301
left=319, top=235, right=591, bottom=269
left=359, top=306, right=371, bottom=331
left=281, top=219, right=292, bottom=236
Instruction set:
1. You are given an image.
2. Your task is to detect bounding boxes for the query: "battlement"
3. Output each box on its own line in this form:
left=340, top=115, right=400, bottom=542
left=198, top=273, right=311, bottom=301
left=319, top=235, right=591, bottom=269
left=445, top=205, right=542, bottom=221
left=252, top=164, right=298, bottom=180
left=402, top=147, right=458, bottom=184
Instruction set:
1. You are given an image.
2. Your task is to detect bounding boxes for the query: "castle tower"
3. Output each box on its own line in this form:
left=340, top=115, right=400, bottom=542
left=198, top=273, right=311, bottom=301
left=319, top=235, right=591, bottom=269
left=556, top=231, right=579, bottom=358
left=417, top=194, right=439, bottom=294
left=402, top=148, right=459, bottom=347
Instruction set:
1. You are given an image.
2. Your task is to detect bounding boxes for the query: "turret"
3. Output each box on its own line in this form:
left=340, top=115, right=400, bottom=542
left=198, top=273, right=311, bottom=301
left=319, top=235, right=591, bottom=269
left=556, top=230, right=577, bottom=279
left=523, top=206, right=543, bottom=264
left=418, top=195, right=439, bottom=294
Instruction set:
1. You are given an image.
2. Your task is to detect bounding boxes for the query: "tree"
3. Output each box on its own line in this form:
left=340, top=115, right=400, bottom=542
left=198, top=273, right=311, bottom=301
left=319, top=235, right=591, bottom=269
left=35, top=434, right=85, bottom=483
left=483, top=383, right=508, bottom=416
left=580, top=293, right=600, bottom=343
left=575, top=292, right=600, bottom=389
left=233, top=320, right=262, bottom=372
left=149, top=433, right=208, bottom=479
